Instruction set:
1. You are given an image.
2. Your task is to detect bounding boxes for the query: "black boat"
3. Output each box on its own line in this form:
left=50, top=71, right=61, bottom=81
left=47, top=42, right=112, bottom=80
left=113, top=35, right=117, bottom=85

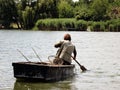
left=12, top=62, right=75, bottom=82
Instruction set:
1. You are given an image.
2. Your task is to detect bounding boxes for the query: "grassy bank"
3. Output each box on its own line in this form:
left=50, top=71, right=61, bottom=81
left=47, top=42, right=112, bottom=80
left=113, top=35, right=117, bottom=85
left=34, top=18, right=120, bottom=32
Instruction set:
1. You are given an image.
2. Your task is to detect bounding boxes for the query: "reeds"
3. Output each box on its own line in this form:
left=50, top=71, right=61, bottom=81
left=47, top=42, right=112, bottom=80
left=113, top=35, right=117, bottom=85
left=35, top=18, right=88, bottom=31
left=34, top=18, right=120, bottom=32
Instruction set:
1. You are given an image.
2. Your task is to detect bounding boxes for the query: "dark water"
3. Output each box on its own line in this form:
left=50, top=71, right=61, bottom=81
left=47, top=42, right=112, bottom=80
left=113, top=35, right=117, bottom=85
left=0, top=30, right=120, bottom=90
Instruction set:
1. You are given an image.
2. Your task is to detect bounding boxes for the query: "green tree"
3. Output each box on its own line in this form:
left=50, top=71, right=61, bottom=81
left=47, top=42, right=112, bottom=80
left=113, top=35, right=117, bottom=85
left=74, top=0, right=93, bottom=20
left=75, top=7, right=93, bottom=20
left=16, top=0, right=37, bottom=29
left=107, top=0, right=120, bottom=19
left=58, top=0, right=74, bottom=18
left=0, top=0, right=18, bottom=28
left=33, top=0, right=59, bottom=19
left=91, top=0, right=109, bottom=21
left=16, top=0, right=60, bottom=29
left=22, top=6, right=35, bottom=29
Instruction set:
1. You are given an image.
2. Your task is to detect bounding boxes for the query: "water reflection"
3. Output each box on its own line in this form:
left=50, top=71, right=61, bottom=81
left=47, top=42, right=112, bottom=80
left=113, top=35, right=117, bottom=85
left=14, top=79, right=74, bottom=90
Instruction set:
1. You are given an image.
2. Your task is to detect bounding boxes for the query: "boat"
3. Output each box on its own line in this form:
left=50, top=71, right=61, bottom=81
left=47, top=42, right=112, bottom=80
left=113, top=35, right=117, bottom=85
left=12, top=62, right=75, bottom=82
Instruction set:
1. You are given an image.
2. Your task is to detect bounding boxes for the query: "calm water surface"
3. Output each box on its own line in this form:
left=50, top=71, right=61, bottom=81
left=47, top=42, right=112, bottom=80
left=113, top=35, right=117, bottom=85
left=0, top=30, right=120, bottom=90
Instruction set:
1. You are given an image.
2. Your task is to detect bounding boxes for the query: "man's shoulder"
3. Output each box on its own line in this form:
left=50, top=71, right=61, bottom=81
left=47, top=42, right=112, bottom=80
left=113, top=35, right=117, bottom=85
left=63, top=40, right=75, bottom=46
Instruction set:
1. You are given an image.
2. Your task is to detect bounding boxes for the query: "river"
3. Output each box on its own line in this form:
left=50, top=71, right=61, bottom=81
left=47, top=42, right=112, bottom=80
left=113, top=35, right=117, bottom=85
left=0, top=30, right=120, bottom=90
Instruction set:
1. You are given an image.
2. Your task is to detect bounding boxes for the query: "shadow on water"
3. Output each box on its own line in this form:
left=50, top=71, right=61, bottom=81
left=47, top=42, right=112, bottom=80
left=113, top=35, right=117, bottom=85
left=13, top=77, right=75, bottom=90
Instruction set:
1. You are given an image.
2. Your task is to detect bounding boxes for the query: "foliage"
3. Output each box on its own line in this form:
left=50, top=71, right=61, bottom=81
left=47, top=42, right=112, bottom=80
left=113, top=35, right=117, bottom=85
left=36, top=18, right=120, bottom=32
left=75, top=20, right=87, bottom=31
left=0, top=0, right=120, bottom=31
left=35, top=18, right=75, bottom=30
left=36, top=0, right=59, bottom=18
left=0, top=0, right=18, bottom=28
left=35, top=18, right=88, bottom=31
left=106, top=19, right=120, bottom=31
left=90, top=19, right=120, bottom=32
left=22, top=6, right=35, bottom=29
left=15, top=0, right=61, bottom=29
left=58, top=0, right=74, bottom=18
left=16, top=0, right=37, bottom=29
left=107, top=0, right=120, bottom=19
left=91, top=0, right=109, bottom=21
left=90, top=22, right=106, bottom=31
left=75, top=7, right=93, bottom=21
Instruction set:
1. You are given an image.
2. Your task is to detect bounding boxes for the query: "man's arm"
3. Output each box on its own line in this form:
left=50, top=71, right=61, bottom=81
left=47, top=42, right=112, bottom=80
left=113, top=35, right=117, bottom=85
left=54, top=41, right=63, bottom=48
left=73, top=46, right=77, bottom=60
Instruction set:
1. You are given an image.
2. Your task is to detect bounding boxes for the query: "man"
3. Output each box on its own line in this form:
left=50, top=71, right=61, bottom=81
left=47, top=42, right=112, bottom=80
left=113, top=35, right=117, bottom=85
left=53, top=33, right=77, bottom=65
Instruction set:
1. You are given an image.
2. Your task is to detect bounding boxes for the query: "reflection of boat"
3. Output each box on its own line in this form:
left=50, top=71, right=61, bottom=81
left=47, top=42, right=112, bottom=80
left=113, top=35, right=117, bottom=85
left=14, top=80, right=72, bottom=90
left=12, top=62, right=75, bottom=82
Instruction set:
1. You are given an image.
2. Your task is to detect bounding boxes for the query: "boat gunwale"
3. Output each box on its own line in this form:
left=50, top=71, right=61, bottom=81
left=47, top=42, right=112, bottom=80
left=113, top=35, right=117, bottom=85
left=12, top=62, right=75, bottom=68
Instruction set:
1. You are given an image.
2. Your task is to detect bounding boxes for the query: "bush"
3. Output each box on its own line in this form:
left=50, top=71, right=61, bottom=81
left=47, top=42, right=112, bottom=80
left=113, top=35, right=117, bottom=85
left=109, top=24, right=115, bottom=31
left=34, top=18, right=120, bottom=32
left=91, top=22, right=106, bottom=31
left=35, top=18, right=77, bottom=31
left=106, top=19, right=120, bottom=31
left=91, top=22, right=100, bottom=31
left=75, top=8, right=93, bottom=21
left=100, top=23, right=106, bottom=31
left=75, top=20, right=87, bottom=31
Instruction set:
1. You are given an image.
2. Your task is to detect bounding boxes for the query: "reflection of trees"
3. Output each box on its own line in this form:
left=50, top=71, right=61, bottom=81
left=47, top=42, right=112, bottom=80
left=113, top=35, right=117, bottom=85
left=13, top=80, right=73, bottom=90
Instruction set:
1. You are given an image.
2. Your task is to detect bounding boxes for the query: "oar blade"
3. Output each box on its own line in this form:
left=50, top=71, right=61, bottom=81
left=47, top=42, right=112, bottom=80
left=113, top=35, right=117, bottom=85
left=80, top=65, right=87, bottom=72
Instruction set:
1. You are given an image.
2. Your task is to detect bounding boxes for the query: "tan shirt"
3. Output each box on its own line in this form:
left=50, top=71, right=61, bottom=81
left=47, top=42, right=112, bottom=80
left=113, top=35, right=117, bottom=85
left=55, top=40, right=76, bottom=63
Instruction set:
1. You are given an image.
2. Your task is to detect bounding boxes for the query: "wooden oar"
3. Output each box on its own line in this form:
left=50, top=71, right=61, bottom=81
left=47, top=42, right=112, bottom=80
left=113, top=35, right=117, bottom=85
left=66, top=52, right=87, bottom=72
left=71, top=55, right=87, bottom=72
left=17, top=49, right=31, bottom=62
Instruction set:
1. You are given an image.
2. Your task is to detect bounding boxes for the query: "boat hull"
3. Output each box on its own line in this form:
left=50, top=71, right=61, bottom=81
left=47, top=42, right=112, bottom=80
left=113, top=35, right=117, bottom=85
left=12, top=62, right=75, bottom=82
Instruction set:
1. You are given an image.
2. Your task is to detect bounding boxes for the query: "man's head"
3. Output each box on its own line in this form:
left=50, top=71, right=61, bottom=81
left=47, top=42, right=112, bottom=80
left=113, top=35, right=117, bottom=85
left=64, top=33, right=71, bottom=41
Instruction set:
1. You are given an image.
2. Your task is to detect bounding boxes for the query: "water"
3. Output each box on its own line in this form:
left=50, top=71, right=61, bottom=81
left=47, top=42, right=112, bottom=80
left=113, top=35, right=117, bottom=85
left=0, top=30, right=120, bottom=90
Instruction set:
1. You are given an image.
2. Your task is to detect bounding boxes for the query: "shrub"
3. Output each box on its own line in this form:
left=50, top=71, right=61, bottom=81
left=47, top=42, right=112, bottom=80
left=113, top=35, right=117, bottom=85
left=35, top=18, right=76, bottom=31
left=75, top=20, right=87, bottom=31
left=34, top=18, right=120, bottom=32
left=91, top=22, right=106, bottom=31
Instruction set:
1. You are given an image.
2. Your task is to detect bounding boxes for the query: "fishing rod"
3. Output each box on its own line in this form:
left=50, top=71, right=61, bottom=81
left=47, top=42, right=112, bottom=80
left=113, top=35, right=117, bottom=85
left=17, top=49, right=31, bottom=62
left=32, top=47, right=42, bottom=62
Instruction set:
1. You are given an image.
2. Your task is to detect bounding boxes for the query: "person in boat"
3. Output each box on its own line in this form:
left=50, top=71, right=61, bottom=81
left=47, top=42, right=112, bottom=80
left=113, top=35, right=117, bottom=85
left=53, top=33, right=77, bottom=65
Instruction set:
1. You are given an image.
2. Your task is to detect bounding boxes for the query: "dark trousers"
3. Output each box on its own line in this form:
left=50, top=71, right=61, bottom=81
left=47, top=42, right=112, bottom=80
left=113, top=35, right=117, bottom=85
left=63, top=60, right=71, bottom=65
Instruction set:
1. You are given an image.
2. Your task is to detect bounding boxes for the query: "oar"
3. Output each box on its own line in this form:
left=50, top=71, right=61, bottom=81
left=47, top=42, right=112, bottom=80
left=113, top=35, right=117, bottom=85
left=66, top=52, right=87, bottom=72
left=71, top=55, right=87, bottom=72
left=32, top=47, right=42, bottom=62
left=17, top=49, right=31, bottom=62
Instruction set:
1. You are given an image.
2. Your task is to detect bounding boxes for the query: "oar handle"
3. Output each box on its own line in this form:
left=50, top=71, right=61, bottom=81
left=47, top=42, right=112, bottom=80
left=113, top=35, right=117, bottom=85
left=66, top=52, right=87, bottom=72
left=70, top=55, right=82, bottom=66
left=73, top=59, right=82, bottom=66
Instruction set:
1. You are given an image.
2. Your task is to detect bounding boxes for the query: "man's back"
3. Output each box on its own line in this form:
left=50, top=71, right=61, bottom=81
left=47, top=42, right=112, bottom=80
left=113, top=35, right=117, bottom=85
left=58, top=41, right=75, bottom=64
left=54, top=33, right=77, bottom=65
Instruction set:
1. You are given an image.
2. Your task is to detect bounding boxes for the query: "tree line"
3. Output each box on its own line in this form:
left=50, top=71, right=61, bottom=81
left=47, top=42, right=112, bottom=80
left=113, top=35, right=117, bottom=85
left=0, top=0, right=120, bottom=30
